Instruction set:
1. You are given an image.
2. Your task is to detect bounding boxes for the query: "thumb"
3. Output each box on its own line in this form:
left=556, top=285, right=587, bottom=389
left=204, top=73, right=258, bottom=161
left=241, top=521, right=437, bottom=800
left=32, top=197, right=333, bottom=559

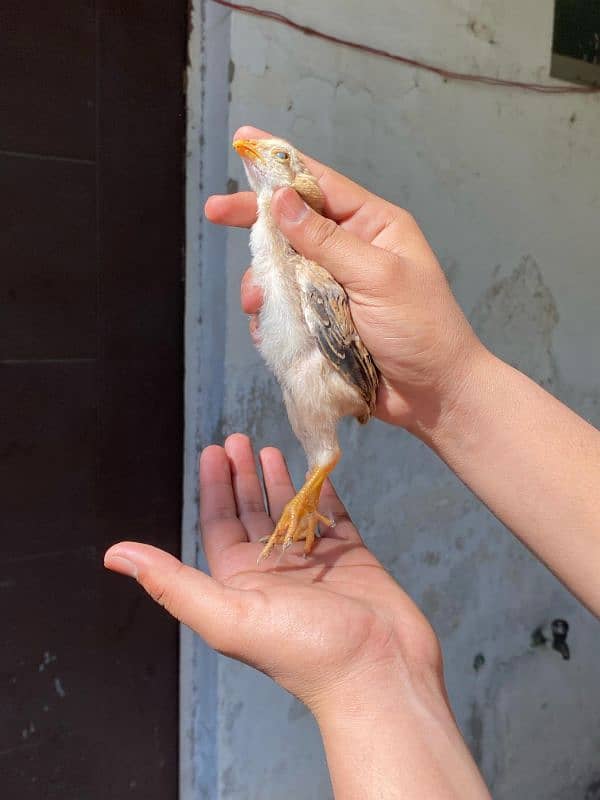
left=104, top=542, right=258, bottom=658
left=271, top=187, right=395, bottom=295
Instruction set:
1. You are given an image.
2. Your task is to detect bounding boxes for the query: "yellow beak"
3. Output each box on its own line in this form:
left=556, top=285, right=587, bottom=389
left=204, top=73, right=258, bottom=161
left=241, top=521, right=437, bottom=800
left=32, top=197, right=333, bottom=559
left=233, top=139, right=263, bottom=161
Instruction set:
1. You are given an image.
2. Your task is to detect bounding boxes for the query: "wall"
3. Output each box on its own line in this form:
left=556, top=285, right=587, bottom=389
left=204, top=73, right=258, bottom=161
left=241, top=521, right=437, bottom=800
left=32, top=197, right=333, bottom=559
left=185, top=1, right=600, bottom=797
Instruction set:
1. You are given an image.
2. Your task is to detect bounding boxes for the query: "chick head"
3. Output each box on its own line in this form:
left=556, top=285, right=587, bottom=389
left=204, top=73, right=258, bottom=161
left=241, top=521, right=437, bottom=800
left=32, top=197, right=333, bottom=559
left=233, top=136, right=324, bottom=213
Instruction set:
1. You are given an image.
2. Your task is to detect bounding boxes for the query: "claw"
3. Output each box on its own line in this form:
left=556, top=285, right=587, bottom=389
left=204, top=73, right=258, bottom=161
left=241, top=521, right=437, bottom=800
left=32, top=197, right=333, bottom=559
left=258, top=505, right=305, bottom=561
left=257, top=458, right=338, bottom=562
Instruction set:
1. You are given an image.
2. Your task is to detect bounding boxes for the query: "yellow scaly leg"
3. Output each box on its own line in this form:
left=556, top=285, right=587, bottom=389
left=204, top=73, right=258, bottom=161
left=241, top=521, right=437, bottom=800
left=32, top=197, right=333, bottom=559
left=258, top=453, right=339, bottom=562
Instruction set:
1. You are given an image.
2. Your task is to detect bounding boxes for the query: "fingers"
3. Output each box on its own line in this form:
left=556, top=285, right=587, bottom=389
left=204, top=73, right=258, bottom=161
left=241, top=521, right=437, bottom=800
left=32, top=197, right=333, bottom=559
left=232, top=124, right=273, bottom=141
left=241, top=269, right=262, bottom=344
left=199, top=445, right=247, bottom=566
left=104, top=542, right=260, bottom=659
left=230, top=127, right=428, bottom=256
left=271, top=187, right=397, bottom=295
left=259, top=447, right=296, bottom=521
left=241, top=268, right=262, bottom=314
left=204, top=192, right=257, bottom=229
left=206, top=124, right=375, bottom=229
left=224, top=434, right=273, bottom=542
left=231, top=126, right=369, bottom=218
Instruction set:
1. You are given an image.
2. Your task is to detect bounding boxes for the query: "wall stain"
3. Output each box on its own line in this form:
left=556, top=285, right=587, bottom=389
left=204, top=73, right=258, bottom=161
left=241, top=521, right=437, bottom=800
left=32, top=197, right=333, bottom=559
left=224, top=700, right=243, bottom=734
left=468, top=18, right=497, bottom=45
left=467, top=701, right=484, bottom=766
left=551, top=619, right=570, bottom=661
left=471, top=256, right=560, bottom=389
left=531, top=626, right=548, bottom=648
left=585, top=778, right=600, bottom=799
left=287, top=699, right=310, bottom=722
left=421, top=586, right=441, bottom=617
left=473, top=653, right=486, bottom=672
left=221, top=764, right=238, bottom=797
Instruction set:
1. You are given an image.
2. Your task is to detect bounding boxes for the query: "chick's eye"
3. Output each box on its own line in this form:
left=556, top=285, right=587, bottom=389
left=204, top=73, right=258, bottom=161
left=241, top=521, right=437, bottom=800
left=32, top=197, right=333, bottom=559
left=274, top=150, right=289, bottom=160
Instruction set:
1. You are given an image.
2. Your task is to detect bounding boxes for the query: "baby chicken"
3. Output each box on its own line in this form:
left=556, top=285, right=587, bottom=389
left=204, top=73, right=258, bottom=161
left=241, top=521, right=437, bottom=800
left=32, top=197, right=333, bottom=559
left=233, top=136, right=378, bottom=560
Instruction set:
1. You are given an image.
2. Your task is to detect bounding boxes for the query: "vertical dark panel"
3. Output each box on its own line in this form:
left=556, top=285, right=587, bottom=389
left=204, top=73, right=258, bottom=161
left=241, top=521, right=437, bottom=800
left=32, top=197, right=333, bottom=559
left=0, top=2, right=96, bottom=159
left=97, top=2, right=186, bottom=533
left=97, top=4, right=186, bottom=363
left=94, top=3, right=186, bottom=798
left=0, top=156, right=97, bottom=360
left=1, top=2, right=185, bottom=797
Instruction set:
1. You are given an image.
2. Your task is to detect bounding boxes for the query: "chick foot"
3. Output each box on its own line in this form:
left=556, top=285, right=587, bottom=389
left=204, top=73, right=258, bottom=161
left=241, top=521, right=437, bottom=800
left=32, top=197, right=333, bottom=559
left=258, top=458, right=338, bottom=562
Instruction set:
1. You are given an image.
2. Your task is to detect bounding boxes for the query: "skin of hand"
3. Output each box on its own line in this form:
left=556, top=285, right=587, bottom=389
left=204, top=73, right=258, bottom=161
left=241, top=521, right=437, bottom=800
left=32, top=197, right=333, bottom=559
left=105, top=434, right=491, bottom=799
left=206, top=126, right=485, bottom=434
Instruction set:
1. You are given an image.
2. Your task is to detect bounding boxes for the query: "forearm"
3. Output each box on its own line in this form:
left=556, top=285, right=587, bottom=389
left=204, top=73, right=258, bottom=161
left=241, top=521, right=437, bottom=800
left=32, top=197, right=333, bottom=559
left=315, top=674, right=490, bottom=800
left=421, top=349, right=600, bottom=615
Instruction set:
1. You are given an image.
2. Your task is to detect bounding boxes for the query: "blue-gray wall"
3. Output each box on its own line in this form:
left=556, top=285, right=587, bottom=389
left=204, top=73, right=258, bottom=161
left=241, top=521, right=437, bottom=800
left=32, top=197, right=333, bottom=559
left=184, top=2, right=600, bottom=797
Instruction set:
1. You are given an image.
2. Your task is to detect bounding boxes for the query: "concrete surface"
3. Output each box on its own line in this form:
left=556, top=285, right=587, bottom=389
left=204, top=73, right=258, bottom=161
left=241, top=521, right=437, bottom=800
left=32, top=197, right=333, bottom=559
left=184, top=1, right=600, bottom=797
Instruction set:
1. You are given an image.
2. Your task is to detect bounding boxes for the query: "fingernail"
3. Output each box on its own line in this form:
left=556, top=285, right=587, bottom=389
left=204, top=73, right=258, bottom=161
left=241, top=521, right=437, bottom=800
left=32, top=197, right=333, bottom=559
left=277, top=188, right=309, bottom=222
left=104, top=551, right=139, bottom=579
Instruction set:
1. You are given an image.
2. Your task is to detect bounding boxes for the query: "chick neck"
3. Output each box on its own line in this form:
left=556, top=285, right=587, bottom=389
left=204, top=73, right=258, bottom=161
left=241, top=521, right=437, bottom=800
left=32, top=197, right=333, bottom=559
left=255, top=189, right=294, bottom=259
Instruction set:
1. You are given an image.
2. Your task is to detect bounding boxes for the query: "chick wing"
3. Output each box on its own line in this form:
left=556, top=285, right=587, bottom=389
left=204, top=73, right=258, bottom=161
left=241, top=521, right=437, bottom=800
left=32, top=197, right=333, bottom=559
left=296, top=257, right=378, bottom=423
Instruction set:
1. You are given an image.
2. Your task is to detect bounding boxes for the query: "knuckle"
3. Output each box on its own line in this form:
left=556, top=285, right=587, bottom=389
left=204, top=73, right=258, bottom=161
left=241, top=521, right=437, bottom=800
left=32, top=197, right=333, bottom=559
left=144, top=562, right=186, bottom=616
left=396, top=207, right=417, bottom=229
left=384, top=199, right=417, bottom=231
left=309, top=215, right=339, bottom=250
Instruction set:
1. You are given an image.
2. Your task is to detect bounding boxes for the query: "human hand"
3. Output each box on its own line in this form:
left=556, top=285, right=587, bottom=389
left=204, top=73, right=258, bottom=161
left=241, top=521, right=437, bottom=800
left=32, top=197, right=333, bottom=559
left=205, top=126, right=487, bottom=435
left=104, top=433, right=443, bottom=717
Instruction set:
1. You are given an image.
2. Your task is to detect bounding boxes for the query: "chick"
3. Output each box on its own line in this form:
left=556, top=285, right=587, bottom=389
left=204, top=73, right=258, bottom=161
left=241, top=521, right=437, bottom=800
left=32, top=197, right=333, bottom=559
left=233, top=137, right=378, bottom=560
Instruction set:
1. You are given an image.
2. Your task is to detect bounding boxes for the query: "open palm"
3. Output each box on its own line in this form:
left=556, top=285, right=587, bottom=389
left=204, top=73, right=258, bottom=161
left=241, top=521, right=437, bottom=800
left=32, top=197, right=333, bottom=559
left=105, top=433, right=439, bottom=712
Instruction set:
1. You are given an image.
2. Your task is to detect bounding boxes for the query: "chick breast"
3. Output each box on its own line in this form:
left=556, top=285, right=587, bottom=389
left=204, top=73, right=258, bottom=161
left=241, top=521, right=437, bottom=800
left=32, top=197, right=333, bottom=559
left=249, top=201, right=378, bottom=466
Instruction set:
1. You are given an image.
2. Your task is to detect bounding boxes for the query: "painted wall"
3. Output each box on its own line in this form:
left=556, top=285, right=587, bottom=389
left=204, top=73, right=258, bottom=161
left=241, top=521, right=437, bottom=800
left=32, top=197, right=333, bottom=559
left=185, top=1, right=600, bottom=797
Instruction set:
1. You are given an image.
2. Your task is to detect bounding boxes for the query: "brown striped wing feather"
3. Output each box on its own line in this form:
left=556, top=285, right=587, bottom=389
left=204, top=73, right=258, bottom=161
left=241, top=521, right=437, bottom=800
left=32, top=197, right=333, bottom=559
left=297, top=258, right=378, bottom=422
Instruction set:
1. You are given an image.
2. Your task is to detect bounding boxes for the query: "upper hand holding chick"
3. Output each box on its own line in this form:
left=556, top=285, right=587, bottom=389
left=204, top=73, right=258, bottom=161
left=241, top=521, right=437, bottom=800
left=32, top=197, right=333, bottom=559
left=207, top=126, right=485, bottom=440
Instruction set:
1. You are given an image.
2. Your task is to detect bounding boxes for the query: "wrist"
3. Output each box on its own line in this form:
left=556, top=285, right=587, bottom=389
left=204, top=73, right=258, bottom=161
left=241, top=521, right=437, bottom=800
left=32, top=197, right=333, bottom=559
left=407, top=340, right=497, bottom=451
left=310, top=650, right=448, bottom=730
left=313, top=661, right=490, bottom=800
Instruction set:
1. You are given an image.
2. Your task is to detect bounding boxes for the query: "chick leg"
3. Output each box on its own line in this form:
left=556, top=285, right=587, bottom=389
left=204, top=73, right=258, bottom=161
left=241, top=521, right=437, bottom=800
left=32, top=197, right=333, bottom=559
left=258, top=452, right=339, bottom=562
